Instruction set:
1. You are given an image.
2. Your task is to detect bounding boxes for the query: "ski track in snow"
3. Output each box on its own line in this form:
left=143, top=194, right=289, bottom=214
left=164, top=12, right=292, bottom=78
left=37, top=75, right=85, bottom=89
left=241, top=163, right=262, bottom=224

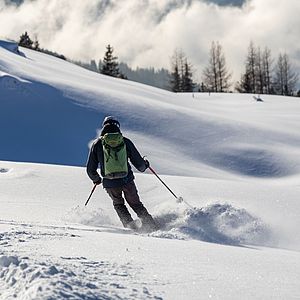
left=0, top=202, right=273, bottom=299
left=64, top=202, right=274, bottom=247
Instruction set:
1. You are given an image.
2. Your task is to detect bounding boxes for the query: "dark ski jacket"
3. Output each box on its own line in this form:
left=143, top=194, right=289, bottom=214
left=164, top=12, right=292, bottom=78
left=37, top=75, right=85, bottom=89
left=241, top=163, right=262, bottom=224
left=86, top=137, right=147, bottom=188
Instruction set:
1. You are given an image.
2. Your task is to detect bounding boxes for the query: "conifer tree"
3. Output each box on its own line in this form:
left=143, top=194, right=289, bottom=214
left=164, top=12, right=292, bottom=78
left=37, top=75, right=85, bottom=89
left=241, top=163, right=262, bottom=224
left=245, top=41, right=257, bottom=93
left=262, top=47, right=273, bottom=94
left=203, top=42, right=218, bottom=92
left=100, top=44, right=121, bottom=78
left=274, top=53, right=299, bottom=96
left=33, top=39, right=40, bottom=50
left=255, top=47, right=264, bottom=94
left=202, top=41, right=231, bottom=92
left=170, top=62, right=180, bottom=92
left=182, top=59, right=195, bottom=92
left=237, top=42, right=272, bottom=94
left=236, top=72, right=252, bottom=93
left=90, top=60, right=98, bottom=72
left=170, top=49, right=195, bottom=92
left=19, top=31, right=33, bottom=49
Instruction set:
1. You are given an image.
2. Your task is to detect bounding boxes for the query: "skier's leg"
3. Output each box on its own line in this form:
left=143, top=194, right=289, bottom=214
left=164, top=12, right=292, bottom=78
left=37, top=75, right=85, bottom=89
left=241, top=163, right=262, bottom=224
left=105, top=186, right=134, bottom=227
left=123, top=181, right=158, bottom=230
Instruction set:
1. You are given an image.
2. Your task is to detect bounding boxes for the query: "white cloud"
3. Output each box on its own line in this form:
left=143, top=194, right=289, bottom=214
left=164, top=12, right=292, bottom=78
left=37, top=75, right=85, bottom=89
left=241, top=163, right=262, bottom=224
left=0, top=0, right=299, bottom=84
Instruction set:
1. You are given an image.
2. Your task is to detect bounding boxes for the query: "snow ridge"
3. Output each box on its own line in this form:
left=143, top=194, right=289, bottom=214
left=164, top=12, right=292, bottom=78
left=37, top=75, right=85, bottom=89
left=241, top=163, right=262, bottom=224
left=0, top=40, right=22, bottom=55
left=0, top=73, right=31, bottom=95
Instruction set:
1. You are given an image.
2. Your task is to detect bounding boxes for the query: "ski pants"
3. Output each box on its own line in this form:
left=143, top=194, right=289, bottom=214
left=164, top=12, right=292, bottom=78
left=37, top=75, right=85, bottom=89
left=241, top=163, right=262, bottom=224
left=105, top=180, right=152, bottom=226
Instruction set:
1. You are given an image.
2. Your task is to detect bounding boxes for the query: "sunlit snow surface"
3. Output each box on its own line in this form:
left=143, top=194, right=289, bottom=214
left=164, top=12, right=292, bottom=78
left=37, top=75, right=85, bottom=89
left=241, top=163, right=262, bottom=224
left=1, top=41, right=300, bottom=299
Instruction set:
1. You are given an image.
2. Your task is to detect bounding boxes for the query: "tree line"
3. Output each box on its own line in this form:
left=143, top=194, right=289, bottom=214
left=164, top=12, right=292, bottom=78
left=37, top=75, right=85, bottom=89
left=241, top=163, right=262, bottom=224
left=71, top=46, right=171, bottom=90
left=19, top=31, right=66, bottom=60
left=18, top=32, right=300, bottom=96
left=236, top=41, right=299, bottom=96
left=197, top=40, right=299, bottom=96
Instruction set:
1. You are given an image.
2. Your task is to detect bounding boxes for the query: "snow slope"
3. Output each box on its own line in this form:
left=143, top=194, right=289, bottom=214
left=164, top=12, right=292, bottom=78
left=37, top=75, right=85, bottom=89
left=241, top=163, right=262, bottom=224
left=1, top=40, right=300, bottom=299
left=1, top=40, right=300, bottom=178
left=1, top=161, right=300, bottom=299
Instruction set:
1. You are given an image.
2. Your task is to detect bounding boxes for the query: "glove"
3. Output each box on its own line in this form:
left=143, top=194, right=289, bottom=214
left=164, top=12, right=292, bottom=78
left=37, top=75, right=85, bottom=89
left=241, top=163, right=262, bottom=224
left=93, top=178, right=102, bottom=185
left=144, top=159, right=150, bottom=169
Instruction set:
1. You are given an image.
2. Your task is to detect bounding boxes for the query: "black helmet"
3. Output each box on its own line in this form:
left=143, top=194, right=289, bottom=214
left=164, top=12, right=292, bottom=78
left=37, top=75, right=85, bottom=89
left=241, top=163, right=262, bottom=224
left=102, top=116, right=120, bottom=128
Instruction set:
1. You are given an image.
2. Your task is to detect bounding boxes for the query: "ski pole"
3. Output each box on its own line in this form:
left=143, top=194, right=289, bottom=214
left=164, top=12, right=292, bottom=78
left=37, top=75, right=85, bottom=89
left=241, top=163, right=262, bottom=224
left=148, top=166, right=180, bottom=200
left=148, top=166, right=194, bottom=208
left=85, top=184, right=97, bottom=206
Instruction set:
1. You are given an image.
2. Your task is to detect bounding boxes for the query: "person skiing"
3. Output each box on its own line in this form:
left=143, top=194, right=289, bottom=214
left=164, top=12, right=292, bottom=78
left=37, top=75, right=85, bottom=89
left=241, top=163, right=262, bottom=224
left=86, top=116, right=158, bottom=232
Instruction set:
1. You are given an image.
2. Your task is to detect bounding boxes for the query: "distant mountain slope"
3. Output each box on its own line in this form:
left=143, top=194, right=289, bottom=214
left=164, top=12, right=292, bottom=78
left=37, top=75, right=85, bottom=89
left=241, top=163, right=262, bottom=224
left=1, top=40, right=300, bottom=179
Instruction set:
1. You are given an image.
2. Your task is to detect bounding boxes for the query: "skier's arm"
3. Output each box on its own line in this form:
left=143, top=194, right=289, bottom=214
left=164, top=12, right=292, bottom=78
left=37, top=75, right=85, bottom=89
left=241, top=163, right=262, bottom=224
left=86, top=143, right=102, bottom=184
left=126, top=138, right=148, bottom=172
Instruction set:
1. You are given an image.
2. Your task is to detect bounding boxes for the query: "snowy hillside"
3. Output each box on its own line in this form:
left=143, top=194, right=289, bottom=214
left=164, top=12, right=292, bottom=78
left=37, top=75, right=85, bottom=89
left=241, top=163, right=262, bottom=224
left=1, top=161, right=300, bottom=299
left=1, top=40, right=300, bottom=299
left=1, top=40, right=300, bottom=179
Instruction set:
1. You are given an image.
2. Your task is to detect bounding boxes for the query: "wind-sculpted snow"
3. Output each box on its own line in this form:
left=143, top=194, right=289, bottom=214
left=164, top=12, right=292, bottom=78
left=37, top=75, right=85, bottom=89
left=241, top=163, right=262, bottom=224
left=153, top=203, right=272, bottom=246
left=0, top=40, right=23, bottom=56
left=212, top=147, right=290, bottom=177
left=0, top=73, right=30, bottom=96
left=1, top=42, right=300, bottom=178
left=0, top=76, right=101, bottom=166
left=0, top=255, right=162, bottom=300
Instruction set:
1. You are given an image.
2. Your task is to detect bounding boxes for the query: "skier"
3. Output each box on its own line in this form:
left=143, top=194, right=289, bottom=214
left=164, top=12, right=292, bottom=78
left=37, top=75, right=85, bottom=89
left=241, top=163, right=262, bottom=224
left=86, top=116, right=158, bottom=232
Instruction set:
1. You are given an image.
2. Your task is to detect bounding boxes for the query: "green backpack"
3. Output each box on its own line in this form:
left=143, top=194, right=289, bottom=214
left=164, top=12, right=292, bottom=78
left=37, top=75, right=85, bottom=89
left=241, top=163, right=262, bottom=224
left=101, top=132, right=128, bottom=179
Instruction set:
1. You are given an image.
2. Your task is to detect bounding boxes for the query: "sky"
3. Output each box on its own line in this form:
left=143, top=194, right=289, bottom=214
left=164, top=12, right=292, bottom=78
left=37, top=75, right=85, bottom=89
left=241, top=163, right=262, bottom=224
left=0, top=0, right=299, bottom=84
